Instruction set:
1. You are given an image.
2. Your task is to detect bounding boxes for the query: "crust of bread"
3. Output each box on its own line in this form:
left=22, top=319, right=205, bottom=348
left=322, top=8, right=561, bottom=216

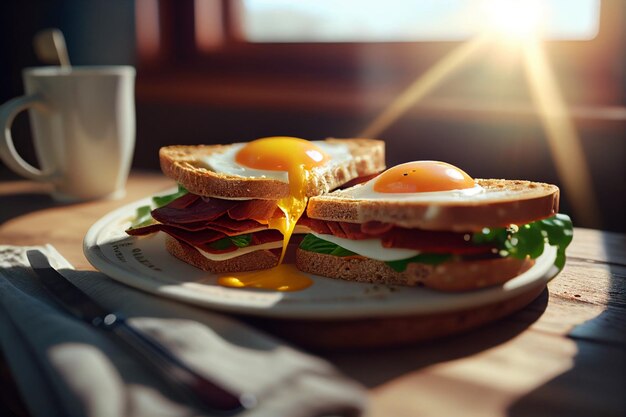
left=295, top=248, right=534, bottom=292
left=306, top=179, right=559, bottom=231
left=165, top=235, right=279, bottom=273
left=159, top=138, right=385, bottom=199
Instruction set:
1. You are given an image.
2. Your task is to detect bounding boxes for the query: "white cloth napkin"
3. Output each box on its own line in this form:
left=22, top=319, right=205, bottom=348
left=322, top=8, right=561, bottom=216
left=0, top=245, right=367, bottom=417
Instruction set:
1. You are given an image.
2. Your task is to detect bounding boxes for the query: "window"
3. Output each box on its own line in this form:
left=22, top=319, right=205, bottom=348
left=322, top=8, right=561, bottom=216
left=136, top=0, right=623, bottom=109
left=239, top=0, right=600, bottom=42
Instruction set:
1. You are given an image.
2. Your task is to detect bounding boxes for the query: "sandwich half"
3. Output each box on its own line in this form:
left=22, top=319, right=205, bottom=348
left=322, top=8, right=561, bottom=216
left=296, top=161, right=573, bottom=291
left=126, top=137, right=385, bottom=273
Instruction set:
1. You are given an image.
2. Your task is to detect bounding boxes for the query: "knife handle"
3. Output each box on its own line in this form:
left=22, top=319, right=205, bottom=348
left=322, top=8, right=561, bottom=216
left=102, top=314, right=250, bottom=414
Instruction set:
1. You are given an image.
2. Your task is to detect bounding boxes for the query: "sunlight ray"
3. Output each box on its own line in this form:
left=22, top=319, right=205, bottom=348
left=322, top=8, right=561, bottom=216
left=359, top=33, right=489, bottom=138
left=522, top=38, right=601, bottom=227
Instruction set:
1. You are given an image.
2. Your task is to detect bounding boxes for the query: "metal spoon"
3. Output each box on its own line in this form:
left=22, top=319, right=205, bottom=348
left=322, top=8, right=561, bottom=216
left=33, top=28, right=71, bottom=67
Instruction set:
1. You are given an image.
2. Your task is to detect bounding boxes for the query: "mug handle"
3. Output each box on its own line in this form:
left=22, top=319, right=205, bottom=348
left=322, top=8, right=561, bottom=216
left=0, top=94, right=56, bottom=181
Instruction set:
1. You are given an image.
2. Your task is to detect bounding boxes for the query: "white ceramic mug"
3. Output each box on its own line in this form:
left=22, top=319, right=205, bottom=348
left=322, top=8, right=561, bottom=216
left=0, top=66, right=135, bottom=201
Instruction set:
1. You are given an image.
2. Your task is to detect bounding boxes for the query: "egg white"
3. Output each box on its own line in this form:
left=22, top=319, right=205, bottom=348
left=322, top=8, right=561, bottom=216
left=201, top=141, right=352, bottom=182
left=311, top=233, right=420, bottom=261
left=346, top=177, right=539, bottom=203
left=343, top=178, right=485, bottom=202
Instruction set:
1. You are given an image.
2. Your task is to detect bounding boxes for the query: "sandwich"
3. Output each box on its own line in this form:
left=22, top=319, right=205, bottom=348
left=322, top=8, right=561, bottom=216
left=296, top=160, right=573, bottom=291
left=126, top=137, right=385, bottom=275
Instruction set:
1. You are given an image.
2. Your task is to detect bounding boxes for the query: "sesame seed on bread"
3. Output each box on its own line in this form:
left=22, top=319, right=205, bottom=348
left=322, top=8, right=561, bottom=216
left=159, top=138, right=385, bottom=199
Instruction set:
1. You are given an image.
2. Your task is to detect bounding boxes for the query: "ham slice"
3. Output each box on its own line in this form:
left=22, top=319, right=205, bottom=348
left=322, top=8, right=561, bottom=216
left=127, top=194, right=286, bottom=254
left=152, top=196, right=238, bottom=224
left=165, top=193, right=200, bottom=209
left=299, top=214, right=495, bottom=254
left=227, top=199, right=279, bottom=221
left=197, top=229, right=284, bottom=254
left=379, top=228, right=493, bottom=254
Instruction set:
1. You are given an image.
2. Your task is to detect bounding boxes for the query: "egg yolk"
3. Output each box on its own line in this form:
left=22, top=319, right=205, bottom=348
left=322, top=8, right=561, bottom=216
left=218, top=137, right=328, bottom=292
left=235, top=136, right=329, bottom=172
left=373, top=161, right=475, bottom=193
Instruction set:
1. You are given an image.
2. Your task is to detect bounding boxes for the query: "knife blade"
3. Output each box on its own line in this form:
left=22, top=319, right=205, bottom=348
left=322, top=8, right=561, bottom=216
left=26, top=249, right=254, bottom=414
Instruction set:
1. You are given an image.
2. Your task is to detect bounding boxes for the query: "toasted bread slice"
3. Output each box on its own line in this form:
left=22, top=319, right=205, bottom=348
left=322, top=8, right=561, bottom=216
left=165, top=235, right=280, bottom=273
left=159, top=138, right=385, bottom=199
left=296, top=248, right=534, bottom=291
left=306, top=179, right=559, bottom=231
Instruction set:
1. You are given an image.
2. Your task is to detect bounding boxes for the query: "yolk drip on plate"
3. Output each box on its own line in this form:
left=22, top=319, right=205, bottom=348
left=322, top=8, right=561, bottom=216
left=374, top=161, right=475, bottom=193
left=218, top=264, right=311, bottom=292
left=217, top=137, right=329, bottom=292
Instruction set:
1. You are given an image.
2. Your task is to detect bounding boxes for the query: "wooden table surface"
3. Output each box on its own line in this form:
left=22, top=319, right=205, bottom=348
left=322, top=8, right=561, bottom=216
left=1, top=171, right=625, bottom=417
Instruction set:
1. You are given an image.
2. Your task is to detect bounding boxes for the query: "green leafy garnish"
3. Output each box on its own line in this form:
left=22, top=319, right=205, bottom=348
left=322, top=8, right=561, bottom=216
left=299, top=234, right=450, bottom=272
left=208, top=237, right=234, bottom=250
left=152, top=184, right=188, bottom=207
left=130, top=205, right=154, bottom=228
left=539, top=214, right=574, bottom=269
left=299, top=234, right=357, bottom=257
left=231, top=234, right=252, bottom=248
left=472, top=213, right=573, bottom=270
left=208, top=234, right=253, bottom=251
left=472, top=226, right=508, bottom=246
left=128, top=185, right=189, bottom=230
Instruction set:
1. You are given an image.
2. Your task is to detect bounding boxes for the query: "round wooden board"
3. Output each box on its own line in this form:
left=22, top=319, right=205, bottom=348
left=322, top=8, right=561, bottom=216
left=243, top=283, right=546, bottom=349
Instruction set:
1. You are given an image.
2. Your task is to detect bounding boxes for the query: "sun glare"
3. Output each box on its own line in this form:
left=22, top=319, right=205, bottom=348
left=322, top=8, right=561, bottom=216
left=523, top=39, right=601, bottom=226
left=482, top=0, right=545, bottom=41
left=358, top=0, right=600, bottom=228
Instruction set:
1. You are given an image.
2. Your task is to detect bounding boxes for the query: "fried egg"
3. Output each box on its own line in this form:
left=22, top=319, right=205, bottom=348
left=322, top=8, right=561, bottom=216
left=349, top=161, right=486, bottom=202
left=202, top=138, right=352, bottom=182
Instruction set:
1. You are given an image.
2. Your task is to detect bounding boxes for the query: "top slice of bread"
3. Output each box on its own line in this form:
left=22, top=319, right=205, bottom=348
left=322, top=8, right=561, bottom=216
left=306, top=179, right=559, bottom=231
left=159, top=138, right=385, bottom=199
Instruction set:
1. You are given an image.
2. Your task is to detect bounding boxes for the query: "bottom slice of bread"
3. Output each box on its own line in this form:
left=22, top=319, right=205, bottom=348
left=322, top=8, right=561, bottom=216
left=295, top=248, right=534, bottom=292
left=165, top=235, right=279, bottom=273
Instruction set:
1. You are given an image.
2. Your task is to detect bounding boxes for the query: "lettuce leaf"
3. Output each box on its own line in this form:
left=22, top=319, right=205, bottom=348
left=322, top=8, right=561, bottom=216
left=299, top=234, right=357, bottom=257
left=129, top=185, right=188, bottom=229
left=472, top=213, right=573, bottom=269
left=208, top=234, right=252, bottom=251
left=152, top=184, right=188, bottom=207
left=299, top=234, right=449, bottom=272
left=129, top=205, right=154, bottom=229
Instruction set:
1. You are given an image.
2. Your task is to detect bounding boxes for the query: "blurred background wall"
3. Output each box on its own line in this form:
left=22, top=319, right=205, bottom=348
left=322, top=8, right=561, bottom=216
left=1, top=0, right=624, bottom=232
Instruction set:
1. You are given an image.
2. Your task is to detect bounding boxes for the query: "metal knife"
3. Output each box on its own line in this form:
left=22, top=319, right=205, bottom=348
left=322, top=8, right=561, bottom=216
left=26, top=249, right=254, bottom=414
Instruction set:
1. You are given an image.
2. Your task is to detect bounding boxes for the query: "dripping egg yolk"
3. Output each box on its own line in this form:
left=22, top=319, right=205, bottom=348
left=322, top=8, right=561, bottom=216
left=218, top=137, right=329, bottom=292
left=235, top=137, right=329, bottom=262
left=373, top=161, right=475, bottom=193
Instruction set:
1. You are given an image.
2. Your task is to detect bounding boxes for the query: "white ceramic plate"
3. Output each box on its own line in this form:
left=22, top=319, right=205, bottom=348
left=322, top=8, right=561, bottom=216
left=84, top=194, right=560, bottom=320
